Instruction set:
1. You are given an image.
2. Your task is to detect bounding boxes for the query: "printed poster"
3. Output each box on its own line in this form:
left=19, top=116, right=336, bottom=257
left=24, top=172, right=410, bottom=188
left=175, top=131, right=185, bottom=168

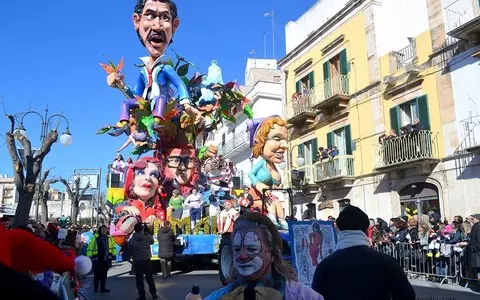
left=288, top=221, right=337, bottom=287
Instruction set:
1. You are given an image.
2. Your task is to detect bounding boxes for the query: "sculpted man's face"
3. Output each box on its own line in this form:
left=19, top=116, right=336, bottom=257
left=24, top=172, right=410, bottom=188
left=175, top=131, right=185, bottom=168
left=133, top=0, right=180, bottom=60
left=164, top=148, right=196, bottom=186
left=233, top=228, right=272, bottom=281
left=262, top=124, right=288, bottom=164
left=133, top=162, right=161, bottom=201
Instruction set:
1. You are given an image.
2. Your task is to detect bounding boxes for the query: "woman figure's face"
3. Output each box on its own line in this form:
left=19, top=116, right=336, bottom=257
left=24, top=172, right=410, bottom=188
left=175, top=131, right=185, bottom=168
left=164, top=148, right=196, bottom=186
left=133, top=162, right=161, bottom=201
left=262, top=124, right=288, bottom=164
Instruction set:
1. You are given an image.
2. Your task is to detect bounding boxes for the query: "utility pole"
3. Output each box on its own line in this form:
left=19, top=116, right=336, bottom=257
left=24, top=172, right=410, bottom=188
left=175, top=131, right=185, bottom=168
left=264, top=10, right=275, bottom=59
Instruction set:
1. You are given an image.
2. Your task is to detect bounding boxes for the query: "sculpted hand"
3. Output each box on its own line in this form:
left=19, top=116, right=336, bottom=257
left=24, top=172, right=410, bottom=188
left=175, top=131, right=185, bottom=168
left=122, top=206, right=140, bottom=216
left=255, top=183, right=271, bottom=197
left=144, top=215, right=156, bottom=227
left=183, top=103, right=204, bottom=125
left=107, top=72, right=125, bottom=89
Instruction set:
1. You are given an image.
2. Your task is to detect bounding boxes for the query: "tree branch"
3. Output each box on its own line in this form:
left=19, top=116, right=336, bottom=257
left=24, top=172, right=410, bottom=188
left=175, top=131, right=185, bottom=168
left=33, top=130, right=58, bottom=179
left=58, top=178, right=73, bottom=198
left=78, top=182, right=91, bottom=199
left=5, top=131, right=25, bottom=190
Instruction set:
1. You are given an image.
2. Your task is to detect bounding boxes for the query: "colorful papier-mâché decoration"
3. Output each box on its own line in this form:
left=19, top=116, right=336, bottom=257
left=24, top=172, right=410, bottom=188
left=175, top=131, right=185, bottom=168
left=247, top=116, right=289, bottom=230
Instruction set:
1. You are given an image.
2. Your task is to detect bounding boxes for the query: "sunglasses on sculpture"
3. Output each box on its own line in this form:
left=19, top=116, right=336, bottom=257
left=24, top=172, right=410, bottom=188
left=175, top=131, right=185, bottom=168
left=166, top=156, right=196, bottom=168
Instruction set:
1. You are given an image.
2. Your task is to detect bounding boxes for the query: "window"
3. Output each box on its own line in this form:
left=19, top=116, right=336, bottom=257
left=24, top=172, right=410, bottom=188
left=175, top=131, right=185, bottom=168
left=295, top=71, right=315, bottom=94
left=326, top=125, right=353, bottom=155
left=323, top=49, right=349, bottom=96
left=390, top=95, right=430, bottom=134
left=338, top=199, right=351, bottom=212
left=307, top=203, right=317, bottom=220
left=298, top=138, right=319, bottom=165
left=399, top=100, right=418, bottom=127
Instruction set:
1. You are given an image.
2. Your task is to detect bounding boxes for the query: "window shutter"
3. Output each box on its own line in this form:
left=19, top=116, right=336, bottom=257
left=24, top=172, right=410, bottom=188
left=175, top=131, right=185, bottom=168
left=298, top=143, right=305, bottom=157
left=311, top=138, right=318, bottom=162
left=389, top=106, right=400, bottom=135
left=323, top=61, right=331, bottom=98
left=339, top=49, right=349, bottom=93
left=416, top=95, right=430, bottom=130
left=345, top=125, right=352, bottom=155
left=327, top=132, right=334, bottom=149
left=308, top=71, right=315, bottom=89
left=295, top=80, right=301, bottom=94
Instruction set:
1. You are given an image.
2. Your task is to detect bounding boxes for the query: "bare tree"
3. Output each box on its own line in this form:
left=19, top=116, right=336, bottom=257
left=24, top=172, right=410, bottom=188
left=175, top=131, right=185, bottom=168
left=97, top=192, right=111, bottom=225
left=6, top=115, right=58, bottom=227
left=33, top=168, right=59, bottom=225
left=56, top=177, right=91, bottom=224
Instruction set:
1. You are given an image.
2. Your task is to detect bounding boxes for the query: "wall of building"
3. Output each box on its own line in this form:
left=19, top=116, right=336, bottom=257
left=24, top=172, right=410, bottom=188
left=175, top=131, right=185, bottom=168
left=372, top=0, right=430, bottom=57
left=449, top=45, right=480, bottom=148
left=285, top=0, right=350, bottom=53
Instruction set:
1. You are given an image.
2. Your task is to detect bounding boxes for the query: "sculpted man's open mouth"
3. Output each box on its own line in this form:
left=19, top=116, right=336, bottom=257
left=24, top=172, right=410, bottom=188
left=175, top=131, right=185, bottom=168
left=148, top=30, right=167, bottom=48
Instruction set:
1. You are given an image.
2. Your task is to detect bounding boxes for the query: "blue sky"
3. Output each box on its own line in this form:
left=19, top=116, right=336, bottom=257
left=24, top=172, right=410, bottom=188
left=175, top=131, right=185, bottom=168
left=0, top=0, right=317, bottom=190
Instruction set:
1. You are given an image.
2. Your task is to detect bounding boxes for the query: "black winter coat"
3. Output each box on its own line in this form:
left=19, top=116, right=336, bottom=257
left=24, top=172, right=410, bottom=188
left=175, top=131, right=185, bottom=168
left=466, top=222, right=480, bottom=267
left=157, top=226, right=175, bottom=259
left=312, top=246, right=416, bottom=300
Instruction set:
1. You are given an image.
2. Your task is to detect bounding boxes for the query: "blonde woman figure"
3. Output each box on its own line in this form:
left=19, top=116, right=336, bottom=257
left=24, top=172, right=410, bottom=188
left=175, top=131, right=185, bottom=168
left=247, top=116, right=289, bottom=230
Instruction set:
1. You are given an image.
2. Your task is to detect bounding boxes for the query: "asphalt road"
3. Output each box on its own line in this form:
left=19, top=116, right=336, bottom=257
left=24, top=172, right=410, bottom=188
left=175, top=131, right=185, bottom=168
left=80, top=262, right=480, bottom=300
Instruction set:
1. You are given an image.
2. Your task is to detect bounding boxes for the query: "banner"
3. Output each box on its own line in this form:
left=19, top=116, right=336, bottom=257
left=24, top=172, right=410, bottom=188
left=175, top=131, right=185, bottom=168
left=288, top=221, right=337, bottom=287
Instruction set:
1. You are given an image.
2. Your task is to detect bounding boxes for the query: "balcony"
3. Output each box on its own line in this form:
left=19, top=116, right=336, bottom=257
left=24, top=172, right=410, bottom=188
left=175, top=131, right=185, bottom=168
left=445, top=0, right=480, bottom=42
left=285, top=94, right=317, bottom=126
left=311, top=75, right=351, bottom=112
left=375, top=131, right=440, bottom=172
left=218, top=131, right=249, bottom=158
left=395, top=40, right=417, bottom=71
left=314, top=155, right=355, bottom=185
left=460, top=115, right=480, bottom=153
left=296, top=165, right=315, bottom=186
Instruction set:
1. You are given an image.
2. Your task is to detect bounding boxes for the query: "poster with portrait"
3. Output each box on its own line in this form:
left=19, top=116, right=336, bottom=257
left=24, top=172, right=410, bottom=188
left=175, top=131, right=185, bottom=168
left=288, top=221, right=337, bottom=287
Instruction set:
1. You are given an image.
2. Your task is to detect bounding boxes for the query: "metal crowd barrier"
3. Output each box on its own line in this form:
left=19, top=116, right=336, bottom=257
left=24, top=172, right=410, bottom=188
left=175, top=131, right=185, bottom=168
left=373, top=242, right=479, bottom=287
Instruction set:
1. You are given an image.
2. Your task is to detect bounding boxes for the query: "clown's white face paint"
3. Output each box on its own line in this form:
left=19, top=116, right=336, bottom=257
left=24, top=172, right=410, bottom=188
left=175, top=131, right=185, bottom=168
left=233, top=231, right=264, bottom=277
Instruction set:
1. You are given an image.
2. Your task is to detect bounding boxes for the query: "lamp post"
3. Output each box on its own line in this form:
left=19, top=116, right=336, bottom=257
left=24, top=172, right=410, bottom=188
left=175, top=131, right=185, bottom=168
left=13, top=108, right=73, bottom=222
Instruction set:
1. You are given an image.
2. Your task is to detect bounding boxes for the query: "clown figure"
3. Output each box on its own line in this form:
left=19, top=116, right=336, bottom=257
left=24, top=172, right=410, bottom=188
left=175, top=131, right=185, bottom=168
left=247, top=116, right=289, bottom=230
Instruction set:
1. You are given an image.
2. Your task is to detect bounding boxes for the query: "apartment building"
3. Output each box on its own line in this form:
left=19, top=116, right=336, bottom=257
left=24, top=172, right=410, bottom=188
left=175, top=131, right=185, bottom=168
left=279, top=0, right=480, bottom=221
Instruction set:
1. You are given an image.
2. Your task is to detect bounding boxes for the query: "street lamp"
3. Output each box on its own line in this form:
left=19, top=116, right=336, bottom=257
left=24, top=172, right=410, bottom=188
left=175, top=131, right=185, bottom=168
left=289, top=144, right=305, bottom=169
left=13, top=107, right=73, bottom=222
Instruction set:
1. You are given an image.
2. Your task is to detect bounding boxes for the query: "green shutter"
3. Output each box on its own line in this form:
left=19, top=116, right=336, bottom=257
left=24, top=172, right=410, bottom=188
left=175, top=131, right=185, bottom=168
left=298, top=143, right=305, bottom=157
left=295, top=80, right=301, bottom=94
left=389, top=106, right=400, bottom=135
left=345, top=125, right=352, bottom=155
left=327, top=132, right=334, bottom=149
left=308, top=71, right=315, bottom=89
left=323, top=61, right=331, bottom=98
left=311, top=138, right=318, bottom=162
left=416, top=95, right=430, bottom=131
left=339, top=49, right=349, bottom=93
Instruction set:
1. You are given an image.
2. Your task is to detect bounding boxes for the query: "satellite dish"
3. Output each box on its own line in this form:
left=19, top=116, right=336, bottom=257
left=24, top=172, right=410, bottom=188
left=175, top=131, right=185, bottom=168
left=79, top=203, right=86, bottom=211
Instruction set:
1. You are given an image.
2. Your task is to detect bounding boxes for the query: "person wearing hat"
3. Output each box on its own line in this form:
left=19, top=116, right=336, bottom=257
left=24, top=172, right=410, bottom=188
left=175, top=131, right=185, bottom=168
left=311, top=205, right=415, bottom=300
left=203, top=212, right=323, bottom=300
left=465, top=213, right=480, bottom=285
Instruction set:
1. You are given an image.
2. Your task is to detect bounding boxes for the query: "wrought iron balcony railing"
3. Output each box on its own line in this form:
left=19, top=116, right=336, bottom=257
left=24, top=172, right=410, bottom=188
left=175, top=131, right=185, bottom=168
left=375, top=130, right=439, bottom=170
left=285, top=94, right=317, bottom=122
left=444, top=0, right=480, bottom=40
left=458, top=114, right=480, bottom=153
left=310, top=75, right=351, bottom=109
left=314, top=155, right=355, bottom=183
left=395, top=40, right=417, bottom=70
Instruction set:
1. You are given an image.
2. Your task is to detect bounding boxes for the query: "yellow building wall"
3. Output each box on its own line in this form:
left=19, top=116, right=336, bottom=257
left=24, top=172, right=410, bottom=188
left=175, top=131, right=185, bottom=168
left=286, top=22, right=444, bottom=177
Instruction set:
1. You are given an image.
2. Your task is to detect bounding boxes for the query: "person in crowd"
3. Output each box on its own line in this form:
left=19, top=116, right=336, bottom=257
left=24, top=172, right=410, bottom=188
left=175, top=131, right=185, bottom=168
left=184, top=188, right=203, bottom=231
left=312, top=205, right=415, bottom=300
left=168, top=189, right=185, bottom=219
left=0, top=216, right=10, bottom=229
left=239, top=186, right=254, bottom=215
left=465, top=214, right=480, bottom=285
left=203, top=212, right=323, bottom=300
left=128, top=222, right=158, bottom=300
left=126, top=157, right=134, bottom=168
left=411, top=118, right=424, bottom=132
left=86, top=225, right=117, bottom=293
left=157, top=221, right=176, bottom=279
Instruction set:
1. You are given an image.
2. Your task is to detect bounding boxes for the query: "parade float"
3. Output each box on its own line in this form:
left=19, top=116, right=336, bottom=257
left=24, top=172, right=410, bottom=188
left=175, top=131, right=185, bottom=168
left=99, top=53, right=252, bottom=266
left=98, top=0, right=337, bottom=287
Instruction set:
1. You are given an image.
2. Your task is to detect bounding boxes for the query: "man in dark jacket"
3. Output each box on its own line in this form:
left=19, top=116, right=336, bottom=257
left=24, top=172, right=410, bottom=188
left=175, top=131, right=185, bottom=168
left=128, top=222, right=158, bottom=300
left=157, top=220, right=176, bottom=278
left=466, top=214, right=480, bottom=285
left=312, top=205, right=416, bottom=300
